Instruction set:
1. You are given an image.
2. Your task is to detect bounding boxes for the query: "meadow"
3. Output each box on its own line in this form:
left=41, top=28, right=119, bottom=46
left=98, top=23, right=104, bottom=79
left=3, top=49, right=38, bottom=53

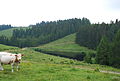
left=0, top=44, right=18, bottom=51
left=0, top=44, right=120, bottom=81
left=0, top=27, right=28, bottom=38
left=34, top=33, right=96, bottom=59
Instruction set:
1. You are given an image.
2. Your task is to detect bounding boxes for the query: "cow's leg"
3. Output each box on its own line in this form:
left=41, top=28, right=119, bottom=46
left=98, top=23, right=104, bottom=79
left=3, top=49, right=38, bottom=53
left=16, top=63, right=19, bottom=71
left=11, top=63, right=14, bottom=72
left=0, top=62, right=4, bottom=71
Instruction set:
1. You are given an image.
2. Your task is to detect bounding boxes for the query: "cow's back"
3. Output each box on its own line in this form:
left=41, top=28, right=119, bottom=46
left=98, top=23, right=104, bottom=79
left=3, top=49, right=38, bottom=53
left=0, top=52, right=12, bottom=59
left=1, top=56, right=15, bottom=64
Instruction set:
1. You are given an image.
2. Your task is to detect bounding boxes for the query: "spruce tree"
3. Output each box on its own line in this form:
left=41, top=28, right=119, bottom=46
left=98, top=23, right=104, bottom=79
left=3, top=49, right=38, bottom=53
left=110, top=30, right=120, bottom=68
left=96, top=36, right=110, bottom=65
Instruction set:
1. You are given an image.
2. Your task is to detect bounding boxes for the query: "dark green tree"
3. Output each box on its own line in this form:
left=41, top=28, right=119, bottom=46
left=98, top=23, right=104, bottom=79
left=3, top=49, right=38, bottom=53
left=84, top=54, right=92, bottom=64
left=96, top=36, right=110, bottom=65
left=109, top=30, right=120, bottom=68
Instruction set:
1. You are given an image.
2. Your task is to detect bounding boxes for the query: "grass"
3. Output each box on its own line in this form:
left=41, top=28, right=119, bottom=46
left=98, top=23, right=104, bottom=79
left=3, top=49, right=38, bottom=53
left=34, top=33, right=95, bottom=58
left=0, top=48, right=120, bottom=81
left=1, top=62, right=120, bottom=81
left=0, top=44, right=18, bottom=51
left=0, top=27, right=29, bottom=38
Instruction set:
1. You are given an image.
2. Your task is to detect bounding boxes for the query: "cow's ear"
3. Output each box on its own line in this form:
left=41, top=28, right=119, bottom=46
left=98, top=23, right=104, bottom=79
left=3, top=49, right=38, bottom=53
left=21, top=54, right=24, bottom=56
left=15, top=55, right=17, bottom=56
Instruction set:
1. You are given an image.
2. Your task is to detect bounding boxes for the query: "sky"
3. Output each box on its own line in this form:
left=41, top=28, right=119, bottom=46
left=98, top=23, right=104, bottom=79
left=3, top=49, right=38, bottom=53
left=0, top=0, right=120, bottom=26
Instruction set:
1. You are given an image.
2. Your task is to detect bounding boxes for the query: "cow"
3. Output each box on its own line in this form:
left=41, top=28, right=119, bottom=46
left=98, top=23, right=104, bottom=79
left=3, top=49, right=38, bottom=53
left=0, top=52, right=23, bottom=72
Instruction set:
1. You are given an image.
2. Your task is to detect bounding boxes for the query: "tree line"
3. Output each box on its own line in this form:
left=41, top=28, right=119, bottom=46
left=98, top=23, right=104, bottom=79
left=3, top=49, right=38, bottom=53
left=0, top=18, right=90, bottom=47
left=76, top=20, right=120, bottom=49
left=0, top=25, right=12, bottom=31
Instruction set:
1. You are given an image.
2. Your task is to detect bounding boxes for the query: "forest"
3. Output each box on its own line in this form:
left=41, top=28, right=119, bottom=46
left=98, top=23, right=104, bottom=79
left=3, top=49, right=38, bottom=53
left=76, top=20, right=120, bottom=49
left=0, top=18, right=90, bottom=47
left=0, top=25, right=12, bottom=31
left=76, top=20, right=120, bottom=68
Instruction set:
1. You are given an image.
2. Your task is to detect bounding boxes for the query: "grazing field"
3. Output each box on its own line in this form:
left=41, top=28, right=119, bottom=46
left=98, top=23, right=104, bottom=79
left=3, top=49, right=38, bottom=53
left=0, top=27, right=28, bottom=38
left=0, top=45, right=120, bottom=81
left=33, top=33, right=95, bottom=59
left=0, top=44, right=18, bottom=51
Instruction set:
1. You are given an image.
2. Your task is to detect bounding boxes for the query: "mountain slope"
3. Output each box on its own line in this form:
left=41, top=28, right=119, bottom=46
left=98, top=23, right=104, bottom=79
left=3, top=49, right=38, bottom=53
left=0, top=27, right=28, bottom=38
left=0, top=44, right=18, bottom=51
left=33, top=33, right=95, bottom=59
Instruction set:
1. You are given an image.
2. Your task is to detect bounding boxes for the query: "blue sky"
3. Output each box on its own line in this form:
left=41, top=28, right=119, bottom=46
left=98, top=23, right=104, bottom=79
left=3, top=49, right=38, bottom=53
left=0, top=0, right=120, bottom=26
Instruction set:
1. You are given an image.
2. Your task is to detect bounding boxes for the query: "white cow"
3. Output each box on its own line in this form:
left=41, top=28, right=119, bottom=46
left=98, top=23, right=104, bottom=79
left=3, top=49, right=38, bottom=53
left=0, top=52, right=23, bottom=72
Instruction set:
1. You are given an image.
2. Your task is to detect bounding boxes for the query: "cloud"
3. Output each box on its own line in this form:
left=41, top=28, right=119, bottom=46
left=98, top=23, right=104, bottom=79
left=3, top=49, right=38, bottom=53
left=0, top=0, right=119, bottom=26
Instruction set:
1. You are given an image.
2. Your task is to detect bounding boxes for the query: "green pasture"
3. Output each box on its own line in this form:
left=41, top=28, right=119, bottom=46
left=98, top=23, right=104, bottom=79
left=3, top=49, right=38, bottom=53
left=0, top=27, right=29, bottom=38
left=0, top=46, right=120, bottom=81
left=34, top=33, right=95, bottom=58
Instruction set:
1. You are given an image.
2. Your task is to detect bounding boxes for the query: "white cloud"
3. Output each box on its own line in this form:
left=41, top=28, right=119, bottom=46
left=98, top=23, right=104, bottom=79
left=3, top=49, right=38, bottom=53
left=0, top=0, right=119, bottom=26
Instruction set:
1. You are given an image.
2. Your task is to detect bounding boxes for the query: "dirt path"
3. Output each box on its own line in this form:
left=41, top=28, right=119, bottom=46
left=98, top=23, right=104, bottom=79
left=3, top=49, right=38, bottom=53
left=100, top=70, right=120, bottom=74
left=21, top=48, right=28, bottom=50
left=74, top=66, right=120, bottom=75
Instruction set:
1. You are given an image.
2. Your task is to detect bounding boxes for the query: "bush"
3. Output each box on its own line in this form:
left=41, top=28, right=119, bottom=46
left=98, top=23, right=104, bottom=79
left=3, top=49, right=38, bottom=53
left=94, top=68, right=100, bottom=72
left=75, top=52, right=86, bottom=61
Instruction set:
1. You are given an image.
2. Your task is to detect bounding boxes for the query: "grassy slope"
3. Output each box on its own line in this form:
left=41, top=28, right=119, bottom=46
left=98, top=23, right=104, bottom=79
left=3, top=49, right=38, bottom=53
left=34, top=33, right=95, bottom=57
left=0, top=27, right=28, bottom=38
left=0, top=44, right=18, bottom=51
left=0, top=45, right=120, bottom=81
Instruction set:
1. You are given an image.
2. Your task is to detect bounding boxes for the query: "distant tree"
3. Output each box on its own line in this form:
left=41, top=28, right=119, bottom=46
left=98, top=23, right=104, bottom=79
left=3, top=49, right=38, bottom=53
left=0, top=25, right=12, bottom=31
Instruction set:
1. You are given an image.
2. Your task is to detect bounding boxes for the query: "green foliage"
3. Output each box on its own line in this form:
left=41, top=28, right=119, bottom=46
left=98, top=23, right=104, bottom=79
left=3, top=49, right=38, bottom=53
left=96, top=36, right=110, bottom=65
left=96, top=30, right=120, bottom=68
left=84, top=54, right=92, bottom=63
left=76, top=20, right=120, bottom=49
left=109, top=30, right=120, bottom=68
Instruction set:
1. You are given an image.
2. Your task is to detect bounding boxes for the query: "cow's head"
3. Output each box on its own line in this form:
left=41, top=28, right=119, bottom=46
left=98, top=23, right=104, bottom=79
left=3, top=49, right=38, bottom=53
left=15, top=54, right=24, bottom=63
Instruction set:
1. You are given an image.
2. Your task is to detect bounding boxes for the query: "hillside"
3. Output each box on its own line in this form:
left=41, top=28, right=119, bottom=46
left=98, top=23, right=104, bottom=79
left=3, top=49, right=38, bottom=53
left=0, top=44, right=120, bottom=81
left=0, top=44, right=18, bottom=51
left=33, top=33, right=96, bottom=60
left=0, top=18, right=90, bottom=47
left=0, top=27, right=28, bottom=38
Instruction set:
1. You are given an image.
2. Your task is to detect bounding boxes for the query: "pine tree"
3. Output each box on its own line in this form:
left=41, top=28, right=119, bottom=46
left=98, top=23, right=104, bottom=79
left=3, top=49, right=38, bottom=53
left=96, top=36, right=110, bottom=65
left=110, top=30, right=120, bottom=68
